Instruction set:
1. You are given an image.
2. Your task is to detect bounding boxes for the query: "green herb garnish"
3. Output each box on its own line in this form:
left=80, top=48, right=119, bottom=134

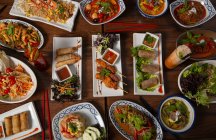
left=68, top=123, right=78, bottom=133
left=96, top=1, right=111, bottom=13
left=100, top=68, right=110, bottom=76
left=7, top=25, right=14, bottom=35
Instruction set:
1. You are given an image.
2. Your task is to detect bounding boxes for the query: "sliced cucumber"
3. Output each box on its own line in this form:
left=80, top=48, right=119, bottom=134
left=85, top=129, right=97, bottom=140
left=86, top=127, right=101, bottom=137
left=83, top=132, right=92, bottom=140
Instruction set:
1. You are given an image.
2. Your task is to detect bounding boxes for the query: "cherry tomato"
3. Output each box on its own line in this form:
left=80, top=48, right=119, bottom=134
left=4, top=88, right=10, bottom=94
left=9, top=76, right=16, bottom=85
left=6, top=68, right=13, bottom=73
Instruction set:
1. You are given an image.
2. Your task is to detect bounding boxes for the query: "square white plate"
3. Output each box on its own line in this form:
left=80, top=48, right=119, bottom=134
left=92, top=34, right=124, bottom=97
left=51, top=37, right=82, bottom=100
left=9, top=0, right=79, bottom=32
left=133, top=33, right=165, bottom=95
left=0, top=102, right=42, bottom=140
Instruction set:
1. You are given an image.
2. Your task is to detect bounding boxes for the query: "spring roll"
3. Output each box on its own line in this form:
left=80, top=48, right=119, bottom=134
left=141, top=64, right=160, bottom=74
left=56, top=45, right=81, bottom=56
left=141, top=77, right=158, bottom=90
left=56, top=57, right=81, bottom=68
left=4, top=117, right=13, bottom=136
left=138, top=50, right=156, bottom=59
left=12, top=114, right=21, bottom=134
left=20, top=112, right=29, bottom=131
left=56, top=53, right=80, bottom=63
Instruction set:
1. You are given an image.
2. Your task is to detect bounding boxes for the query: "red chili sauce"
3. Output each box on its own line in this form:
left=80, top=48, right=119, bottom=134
left=56, top=67, right=71, bottom=81
left=174, top=1, right=206, bottom=25
left=103, top=50, right=118, bottom=64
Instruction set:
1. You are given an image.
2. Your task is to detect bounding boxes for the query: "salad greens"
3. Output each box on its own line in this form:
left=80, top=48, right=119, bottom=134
left=178, top=31, right=201, bottom=45
left=131, top=45, right=157, bottom=91
left=180, top=63, right=216, bottom=106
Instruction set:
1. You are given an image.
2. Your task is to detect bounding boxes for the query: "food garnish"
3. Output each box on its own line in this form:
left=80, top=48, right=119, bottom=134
left=93, top=33, right=119, bottom=55
left=51, top=75, right=80, bottom=102
left=161, top=99, right=190, bottom=130
left=19, top=0, right=75, bottom=23
left=180, top=63, right=216, bottom=106
left=84, top=0, right=120, bottom=23
left=114, top=105, right=156, bottom=140
left=82, top=126, right=105, bottom=140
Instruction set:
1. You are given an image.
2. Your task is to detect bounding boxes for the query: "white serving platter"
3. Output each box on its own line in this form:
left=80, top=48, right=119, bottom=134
left=92, top=34, right=124, bottom=97
left=0, top=57, right=37, bottom=104
left=0, top=102, right=42, bottom=140
left=51, top=37, right=82, bottom=100
left=52, top=102, right=106, bottom=140
left=133, top=33, right=165, bottom=95
left=9, top=0, right=79, bottom=32
left=0, top=19, right=44, bottom=52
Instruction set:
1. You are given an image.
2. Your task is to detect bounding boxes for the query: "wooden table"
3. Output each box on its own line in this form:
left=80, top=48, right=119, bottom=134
left=0, top=0, right=216, bottom=140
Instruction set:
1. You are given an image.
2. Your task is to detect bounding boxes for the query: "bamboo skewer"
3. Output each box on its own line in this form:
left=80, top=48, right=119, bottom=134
left=117, top=71, right=126, bottom=78
left=118, top=86, right=128, bottom=93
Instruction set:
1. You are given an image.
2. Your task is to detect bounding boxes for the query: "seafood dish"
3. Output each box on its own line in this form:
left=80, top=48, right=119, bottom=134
left=161, top=99, right=190, bottom=130
left=178, top=61, right=216, bottom=106
left=4, top=111, right=30, bottom=136
left=83, top=0, right=120, bottom=23
left=19, top=0, right=75, bottom=23
left=0, top=51, right=33, bottom=101
left=174, top=0, right=206, bottom=25
left=139, top=0, right=166, bottom=16
left=177, top=31, right=216, bottom=60
left=0, top=19, right=42, bottom=51
left=51, top=37, right=82, bottom=101
left=132, top=33, right=164, bottom=95
left=92, top=34, right=123, bottom=97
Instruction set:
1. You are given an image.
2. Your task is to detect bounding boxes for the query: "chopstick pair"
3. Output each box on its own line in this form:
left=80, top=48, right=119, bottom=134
left=105, top=21, right=158, bottom=33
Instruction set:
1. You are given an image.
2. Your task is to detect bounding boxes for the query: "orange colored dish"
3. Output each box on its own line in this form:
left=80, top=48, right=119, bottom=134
left=139, top=0, right=165, bottom=15
left=102, top=49, right=118, bottom=64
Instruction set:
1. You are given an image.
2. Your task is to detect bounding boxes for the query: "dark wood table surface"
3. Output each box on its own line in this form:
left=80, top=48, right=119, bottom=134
left=0, top=0, right=216, bottom=140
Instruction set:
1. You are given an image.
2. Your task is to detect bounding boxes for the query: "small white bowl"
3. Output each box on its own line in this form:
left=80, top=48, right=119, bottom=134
left=142, top=32, right=159, bottom=49
left=170, top=0, right=216, bottom=28
left=102, top=48, right=120, bottom=65
left=55, top=65, right=73, bottom=82
left=158, top=96, right=195, bottom=133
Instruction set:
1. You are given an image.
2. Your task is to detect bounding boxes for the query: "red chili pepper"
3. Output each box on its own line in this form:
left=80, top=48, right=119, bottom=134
left=24, top=38, right=29, bottom=43
left=30, top=42, right=40, bottom=47
left=158, top=85, right=163, bottom=93
left=143, top=4, right=154, bottom=10
left=115, top=108, right=122, bottom=114
left=4, top=88, right=10, bottom=94
left=98, top=13, right=104, bottom=19
left=6, top=68, right=13, bottom=73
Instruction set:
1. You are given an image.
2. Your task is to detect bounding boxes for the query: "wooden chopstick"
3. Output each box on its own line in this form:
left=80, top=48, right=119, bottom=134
left=45, top=89, right=53, bottom=140
left=41, top=89, right=45, bottom=140
left=107, top=22, right=158, bottom=27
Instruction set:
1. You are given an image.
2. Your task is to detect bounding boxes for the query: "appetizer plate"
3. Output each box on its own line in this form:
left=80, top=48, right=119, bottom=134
left=178, top=60, right=216, bottom=103
left=79, top=0, right=126, bottom=25
left=0, top=102, right=42, bottom=140
left=52, top=102, right=106, bottom=140
left=0, top=19, right=44, bottom=52
left=133, top=33, right=165, bottom=95
left=9, top=0, right=79, bottom=32
left=170, top=0, right=216, bottom=28
left=0, top=57, right=37, bottom=104
left=51, top=37, right=82, bottom=100
left=92, top=34, right=124, bottom=97
left=109, top=100, right=163, bottom=140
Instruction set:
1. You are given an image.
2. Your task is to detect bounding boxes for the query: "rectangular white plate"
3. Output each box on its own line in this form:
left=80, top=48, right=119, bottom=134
left=51, top=37, right=82, bottom=100
left=92, top=34, right=124, bottom=97
left=9, top=0, right=79, bottom=32
left=133, top=33, right=165, bottom=95
left=0, top=102, right=42, bottom=140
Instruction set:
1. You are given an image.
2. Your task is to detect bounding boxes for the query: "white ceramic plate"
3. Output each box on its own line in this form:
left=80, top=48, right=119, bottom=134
left=92, top=34, right=124, bottom=97
left=0, top=57, right=37, bottom=104
left=133, top=33, right=165, bottom=95
left=51, top=37, right=82, bottom=100
left=52, top=102, right=106, bottom=140
left=178, top=60, right=216, bottom=103
left=9, top=0, right=79, bottom=32
left=0, top=19, right=44, bottom=52
left=109, top=100, right=163, bottom=140
left=0, top=102, right=42, bottom=140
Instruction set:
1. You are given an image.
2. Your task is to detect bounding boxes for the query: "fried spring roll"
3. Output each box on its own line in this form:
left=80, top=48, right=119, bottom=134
left=20, top=112, right=29, bottom=131
left=12, top=114, right=21, bottom=134
left=56, top=45, right=81, bottom=56
left=56, top=53, right=80, bottom=63
left=4, top=117, right=13, bottom=136
left=56, top=57, right=81, bottom=68
left=141, top=77, right=158, bottom=90
left=138, top=50, right=156, bottom=59
left=141, top=64, right=160, bottom=74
